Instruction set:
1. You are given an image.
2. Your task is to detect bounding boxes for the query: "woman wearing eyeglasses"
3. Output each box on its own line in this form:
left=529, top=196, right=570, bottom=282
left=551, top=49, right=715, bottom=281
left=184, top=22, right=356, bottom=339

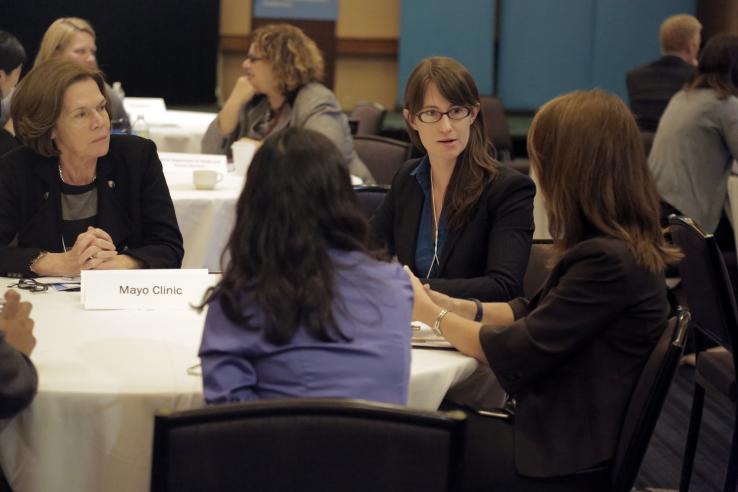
left=373, top=57, right=535, bottom=302
left=201, top=24, right=373, bottom=184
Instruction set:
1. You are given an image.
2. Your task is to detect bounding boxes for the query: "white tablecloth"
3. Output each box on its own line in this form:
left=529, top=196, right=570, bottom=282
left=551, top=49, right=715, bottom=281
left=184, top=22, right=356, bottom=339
left=147, top=110, right=216, bottom=154
left=0, top=284, right=477, bottom=492
left=166, top=173, right=243, bottom=271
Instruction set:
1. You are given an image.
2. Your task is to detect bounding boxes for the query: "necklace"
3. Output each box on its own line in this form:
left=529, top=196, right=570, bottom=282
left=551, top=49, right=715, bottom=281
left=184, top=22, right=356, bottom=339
left=59, top=163, right=95, bottom=185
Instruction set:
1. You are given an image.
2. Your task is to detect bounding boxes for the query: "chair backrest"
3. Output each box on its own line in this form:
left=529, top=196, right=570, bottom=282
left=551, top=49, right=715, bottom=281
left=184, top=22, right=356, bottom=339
left=523, top=239, right=554, bottom=298
left=479, top=96, right=514, bottom=162
left=669, top=215, right=738, bottom=353
left=349, top=102, right=386, bottom=136
left=151, top=398, right=466, bottom=492
left=611, top=308, right=690, bottom=492
left=353, top=135, right=411, bottom=186
left=353, top=185, right=389, bottom=222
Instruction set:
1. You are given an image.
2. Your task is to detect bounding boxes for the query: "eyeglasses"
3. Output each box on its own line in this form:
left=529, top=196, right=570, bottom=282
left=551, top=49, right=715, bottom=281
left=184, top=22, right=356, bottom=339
left=244, top=53, right=267, bottom=63
left=416, top=106, right=472, bottom=124
left=7, top=278, right=49, bottom=293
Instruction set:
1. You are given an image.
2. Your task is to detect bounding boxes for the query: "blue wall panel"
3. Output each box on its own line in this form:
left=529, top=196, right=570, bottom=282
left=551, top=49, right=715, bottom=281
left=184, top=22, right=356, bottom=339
left=497, top=0, right=696, bottom=111
left=497, top=0, right=594, bottom=111
left=398, top=0, right=495, bottom=107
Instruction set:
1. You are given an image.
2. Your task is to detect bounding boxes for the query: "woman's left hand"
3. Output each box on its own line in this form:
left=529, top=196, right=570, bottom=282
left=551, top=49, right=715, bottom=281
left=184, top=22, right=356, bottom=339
left=404, top=266, right=441, bottom=324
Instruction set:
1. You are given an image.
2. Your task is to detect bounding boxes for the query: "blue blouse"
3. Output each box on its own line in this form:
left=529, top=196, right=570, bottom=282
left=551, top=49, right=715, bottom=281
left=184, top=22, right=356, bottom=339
left=199, top=249, right=413, bottom=405
left=412, top=157, right=448, bottom=279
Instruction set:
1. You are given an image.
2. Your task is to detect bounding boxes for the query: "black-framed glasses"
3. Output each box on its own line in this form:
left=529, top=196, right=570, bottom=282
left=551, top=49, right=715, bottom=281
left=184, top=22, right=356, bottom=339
left=244, top=53, right=267, bottom=63
left=7, top=278, right=48, bottom=293
left=416, top=106, right=472, bottom=124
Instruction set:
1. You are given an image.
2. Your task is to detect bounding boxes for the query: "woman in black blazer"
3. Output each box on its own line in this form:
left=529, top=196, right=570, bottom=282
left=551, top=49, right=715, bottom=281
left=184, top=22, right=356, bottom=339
left=373, top=57, right=534, bottom=302
left=0, top=59, right=183, bottom=277
left=410, top=90, right=680, bottom=490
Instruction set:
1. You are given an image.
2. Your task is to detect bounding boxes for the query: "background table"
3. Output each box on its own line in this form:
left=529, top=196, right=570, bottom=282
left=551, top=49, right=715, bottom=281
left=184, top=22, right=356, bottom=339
left=147, top=110, right=216, bottom=154
left=165, top=173, right=243, bottom=271
left=0, top=284, right=477, bottom=492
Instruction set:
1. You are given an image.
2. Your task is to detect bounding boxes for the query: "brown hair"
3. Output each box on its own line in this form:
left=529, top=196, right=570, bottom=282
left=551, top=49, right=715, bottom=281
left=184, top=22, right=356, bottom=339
left=660, top=14, right=701, bottom=53
left=527, top=89, right=680, bottom=272
left=34, top=17, right=96, bottom=67
left=689, top=34, right=738, bottom=99
left=11, top=58, right=109, bottom=157
left=249, top=24, right=323, bottom=94
left=403, top=57, right=498, bottom=229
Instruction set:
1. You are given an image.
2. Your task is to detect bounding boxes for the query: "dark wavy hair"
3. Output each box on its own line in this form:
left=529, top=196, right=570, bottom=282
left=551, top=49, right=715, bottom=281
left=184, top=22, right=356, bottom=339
left=200, top=127, right=386, bottom=345
left=689, top=33, right=738, bottom=99
left=403, top=56, right=498, bottom=229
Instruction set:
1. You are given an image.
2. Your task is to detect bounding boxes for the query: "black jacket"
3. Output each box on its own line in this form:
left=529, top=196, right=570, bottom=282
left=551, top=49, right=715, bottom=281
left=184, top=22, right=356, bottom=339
left=0, top=135, right=184, bottom=276
left=626, top=55, right=696, bottom=131
left=373, top=159, right=535, bottom=301
left=482, top=237, right=669, bottom=477
left=0, top=332, right=36, bottom=418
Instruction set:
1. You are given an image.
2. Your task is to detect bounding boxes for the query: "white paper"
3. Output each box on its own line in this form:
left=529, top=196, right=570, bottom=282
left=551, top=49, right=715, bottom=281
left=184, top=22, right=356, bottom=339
left=158, top=152, right=228, bottom=175
left=80, top=269, right=211, bottom=310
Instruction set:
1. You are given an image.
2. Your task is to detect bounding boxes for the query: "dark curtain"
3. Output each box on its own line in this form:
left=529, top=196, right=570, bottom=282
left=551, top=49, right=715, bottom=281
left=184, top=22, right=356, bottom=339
left=0, top=0, right=220, bottom=105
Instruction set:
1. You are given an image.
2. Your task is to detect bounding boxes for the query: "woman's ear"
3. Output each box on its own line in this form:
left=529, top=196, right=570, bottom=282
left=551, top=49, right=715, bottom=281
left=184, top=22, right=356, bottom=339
left=403, top=108, right=417, bottom=131
left=470, top=103, right=481, bottom=123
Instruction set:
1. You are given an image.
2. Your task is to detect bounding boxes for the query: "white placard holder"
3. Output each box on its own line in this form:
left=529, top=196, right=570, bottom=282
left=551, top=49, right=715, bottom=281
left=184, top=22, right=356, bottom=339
left=80, top=269, right=211, bottom=310
left=123, top=97, right=167, bottom=120
left=158, top=152, right=228, bottom=175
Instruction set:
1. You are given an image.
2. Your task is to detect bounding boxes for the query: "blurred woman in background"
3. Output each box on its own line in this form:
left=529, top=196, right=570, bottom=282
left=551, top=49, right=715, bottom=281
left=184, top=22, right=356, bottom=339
left=34, top=17, right=129, bottom=128
left=0, top=31, right=25, bottom=155
left=201, top=24, right=373, bottom=183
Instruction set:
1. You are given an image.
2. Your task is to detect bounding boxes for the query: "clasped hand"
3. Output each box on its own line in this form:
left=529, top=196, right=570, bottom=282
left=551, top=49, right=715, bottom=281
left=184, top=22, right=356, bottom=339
left=66, top=226, right=118, bottom=272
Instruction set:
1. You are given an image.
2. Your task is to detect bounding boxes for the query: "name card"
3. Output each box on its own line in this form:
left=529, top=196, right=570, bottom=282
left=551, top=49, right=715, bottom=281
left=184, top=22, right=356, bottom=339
left=123, top=97, right=167, bottom=119
left=159, top=152, right=228, bottom=175
left=81, top=269, right=211, bottom=310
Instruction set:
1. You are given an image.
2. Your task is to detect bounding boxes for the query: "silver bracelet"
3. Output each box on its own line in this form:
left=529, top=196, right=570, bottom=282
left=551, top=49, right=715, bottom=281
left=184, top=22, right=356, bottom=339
left=432, top=308, right=450, bottom=336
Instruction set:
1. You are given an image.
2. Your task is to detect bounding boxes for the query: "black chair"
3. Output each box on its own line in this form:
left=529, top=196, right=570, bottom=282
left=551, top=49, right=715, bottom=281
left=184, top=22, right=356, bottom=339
left=479, top=95, right=514, bottom=162
left=349, top=102, right=386, bottom=136
left=353, top=185, right=389, bottom=222
left=151, top=398, right=467, bottom=492
left=353, top=135, right=412, bottom=186
left=611, top=308, right=690, bottom=492
left=669, top=215, right=738, bottom=492
left=523, top=239, right=554, bottom=299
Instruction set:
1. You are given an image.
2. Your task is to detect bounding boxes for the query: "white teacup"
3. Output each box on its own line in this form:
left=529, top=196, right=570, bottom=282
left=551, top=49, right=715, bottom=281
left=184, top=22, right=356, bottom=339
left=193, top=169, right=223, bottom=190
left=231, top=139, right=258, bottom=176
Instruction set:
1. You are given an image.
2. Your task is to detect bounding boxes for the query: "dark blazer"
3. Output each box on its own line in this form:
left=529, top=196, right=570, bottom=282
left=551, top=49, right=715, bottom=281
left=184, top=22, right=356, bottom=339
left=0, top=135, right=184, bottom=276
left=0, top=332, right=37, bottom=418
left=0, top=129, right=19, bottom=159
left=626, top=55, right=696, bottom=131
left=481, top=237, right=669, bottom=477
left=373, top=159, right=535, bottom=301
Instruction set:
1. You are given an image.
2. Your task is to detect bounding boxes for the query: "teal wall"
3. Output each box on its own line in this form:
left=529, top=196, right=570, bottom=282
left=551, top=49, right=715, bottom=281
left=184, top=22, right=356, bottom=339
left=398, top=0, right=495, bottom=104
left=399, top=0, right=697, bottom=111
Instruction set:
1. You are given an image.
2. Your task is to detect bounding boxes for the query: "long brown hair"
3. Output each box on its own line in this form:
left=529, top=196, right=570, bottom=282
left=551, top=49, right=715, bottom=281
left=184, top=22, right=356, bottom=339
left=403, top=57, right=498, bottom=229
left=527, top=89, right=680, bottom=272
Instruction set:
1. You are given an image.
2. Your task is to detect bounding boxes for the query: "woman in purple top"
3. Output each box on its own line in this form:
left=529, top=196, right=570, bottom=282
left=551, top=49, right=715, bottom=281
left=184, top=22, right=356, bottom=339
left=198, top=127, right=413, bottom=405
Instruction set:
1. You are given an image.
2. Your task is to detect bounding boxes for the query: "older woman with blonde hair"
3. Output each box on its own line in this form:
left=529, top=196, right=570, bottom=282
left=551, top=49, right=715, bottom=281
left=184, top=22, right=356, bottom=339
left=34, top=17, right=128, bottom=127
left=202, top=23, right=372, bottom=183
left=0, top=59, right=182, bottom=277
left=410, top=89, right=679, bottom=490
